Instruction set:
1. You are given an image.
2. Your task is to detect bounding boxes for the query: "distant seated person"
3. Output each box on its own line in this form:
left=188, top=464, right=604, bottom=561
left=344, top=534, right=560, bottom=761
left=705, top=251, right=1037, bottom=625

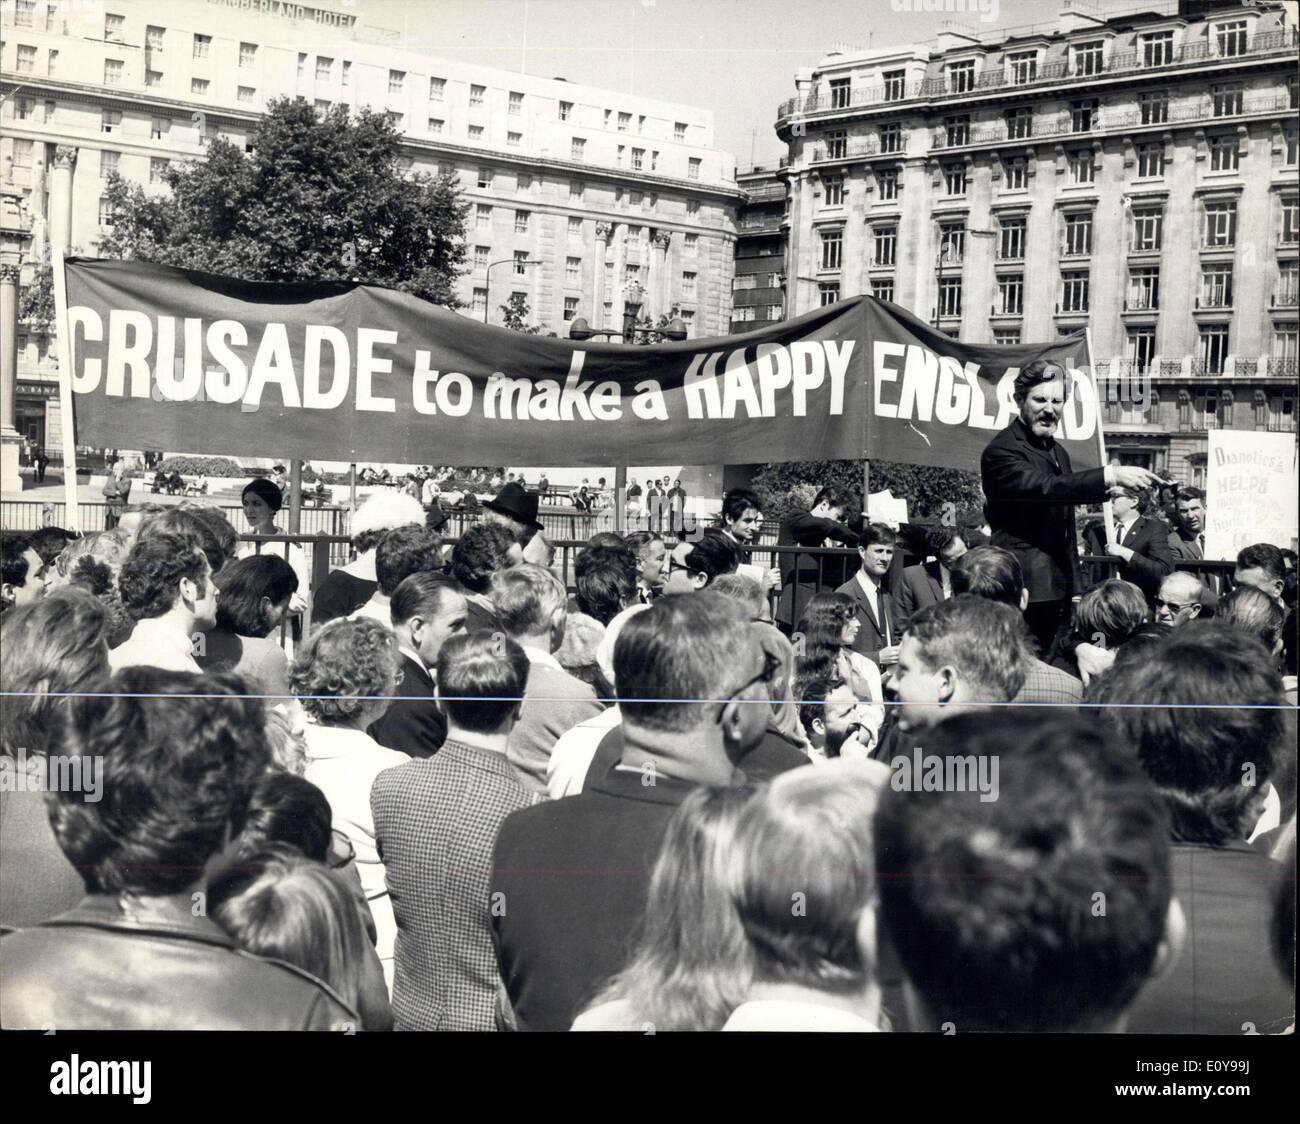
left=167, top=470, right=185, bottom=495
left=1153, top=571, right=1214, bottom=628
left=184, top=474, right=208, bottom=497
left=0, top=668, right=358, bottom=1030
left=873, top=710, right=1181, bottom=1032
left=1082, top=485, right=1174, bottom=597
left=151, top=469, right=168, bottom=494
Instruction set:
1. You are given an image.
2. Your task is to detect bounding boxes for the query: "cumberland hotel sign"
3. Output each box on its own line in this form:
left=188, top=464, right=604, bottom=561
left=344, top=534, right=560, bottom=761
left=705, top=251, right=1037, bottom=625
left=206, top=0, right=358, bottom=29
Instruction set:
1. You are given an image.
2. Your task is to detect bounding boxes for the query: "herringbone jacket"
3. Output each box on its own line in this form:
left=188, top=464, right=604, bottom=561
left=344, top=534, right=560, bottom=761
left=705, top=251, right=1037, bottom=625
left=371, top=740, right=544, bottom=1031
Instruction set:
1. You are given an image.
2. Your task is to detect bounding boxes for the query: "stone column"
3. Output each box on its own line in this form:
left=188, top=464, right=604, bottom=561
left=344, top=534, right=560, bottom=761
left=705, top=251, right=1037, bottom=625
left=49, top=146, right=77, bottom=253
left=651, top=229, right=672, bottom=319
left=610, top=222, right=628, bottom=333
left=0, top=262, right=21, bottom=493
left=593, top=222, right=613, bottom=329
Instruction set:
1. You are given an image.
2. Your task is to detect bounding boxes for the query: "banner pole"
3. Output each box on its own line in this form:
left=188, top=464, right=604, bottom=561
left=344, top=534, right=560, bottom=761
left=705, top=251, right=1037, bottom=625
left=288, top=458, right=302, bottom=534
left=1084, top=327, right=1115, bottom=544
left=51, top=247, right=80, bottom=534
left=349, top=462, right=357, bottom=518
left=862, top=459, right=870, bottom=522
left=614, top=464, right=626, bottom=535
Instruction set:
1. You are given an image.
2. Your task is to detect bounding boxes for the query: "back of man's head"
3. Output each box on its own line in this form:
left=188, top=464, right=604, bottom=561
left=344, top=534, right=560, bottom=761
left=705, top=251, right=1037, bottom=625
left=1091, top=621, right=1282, bottom=845
left=874, top=710, right=1173, bottom=1032
left=949, top=545, right=1023, bottom=609
left=450, top=522, right=517, bottom=594
left=907, top=594, right=1032, bottom=703
left=51, top=667, right=270, bottom=896
left=683, top=529, right=739, bottom=587
left=709, top=573, right=767, bottom=620
left=436, top=631, right=529, bottom=735
left=490, top=564, right=566, bottom=640
left=375, top=524, right=442, bottom=595
left=137, top=508, right=228, bottom=575
left=118, top=530, right=210, bottom=621
left=390, top=571, right=462, bottom=628
left=575, top=545, right=637, bottom=625
left=729, top=765, right=883, bottom=995
left=615, top=591, right=751, bottom=734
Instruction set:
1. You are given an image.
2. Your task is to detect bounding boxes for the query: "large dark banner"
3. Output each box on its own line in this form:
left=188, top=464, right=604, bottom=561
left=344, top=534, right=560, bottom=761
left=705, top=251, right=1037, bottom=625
left=63, top=258, right=1102, bottom=470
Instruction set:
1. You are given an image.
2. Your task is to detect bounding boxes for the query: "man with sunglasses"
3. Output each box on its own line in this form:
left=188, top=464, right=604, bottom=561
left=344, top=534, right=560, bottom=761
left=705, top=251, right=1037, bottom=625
left=1153, top=571, right=1211, bottom=628
left=489, top=593, right=774, bottom=1031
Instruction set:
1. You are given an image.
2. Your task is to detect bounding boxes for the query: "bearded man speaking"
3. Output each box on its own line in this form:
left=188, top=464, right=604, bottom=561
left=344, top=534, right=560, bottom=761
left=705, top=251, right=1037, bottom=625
left=980, top=359, right=1163, bottom=656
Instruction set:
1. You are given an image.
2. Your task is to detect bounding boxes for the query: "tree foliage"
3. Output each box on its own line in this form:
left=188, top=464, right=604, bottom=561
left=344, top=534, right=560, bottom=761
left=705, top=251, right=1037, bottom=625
left=751, top=459, right=984, bottom=526
left=498, top=291, right=547, bottom=334
left=98, top=99, right=469, bottom=306
left=17, top=262, right=55, bottom=334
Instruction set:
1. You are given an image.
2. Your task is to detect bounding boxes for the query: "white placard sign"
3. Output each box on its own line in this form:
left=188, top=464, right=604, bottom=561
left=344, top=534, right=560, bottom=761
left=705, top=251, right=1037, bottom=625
left=1204, top=430, right=1299, bottom=560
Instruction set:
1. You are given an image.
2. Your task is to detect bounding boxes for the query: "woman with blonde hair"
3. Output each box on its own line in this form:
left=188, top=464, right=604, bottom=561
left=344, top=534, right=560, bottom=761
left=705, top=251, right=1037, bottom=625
left=292, top=617, right=408, bottom=986
left=572, top=785, right=756, bottom=1031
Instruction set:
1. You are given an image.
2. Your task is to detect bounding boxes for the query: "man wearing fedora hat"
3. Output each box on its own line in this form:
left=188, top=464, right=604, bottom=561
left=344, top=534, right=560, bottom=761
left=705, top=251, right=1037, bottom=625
left=483, top=482, right=546, bottom=545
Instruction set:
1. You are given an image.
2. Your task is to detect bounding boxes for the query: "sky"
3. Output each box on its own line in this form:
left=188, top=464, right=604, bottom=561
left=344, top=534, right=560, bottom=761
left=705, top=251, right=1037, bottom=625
left=358, top=0, right=1115, bottom=168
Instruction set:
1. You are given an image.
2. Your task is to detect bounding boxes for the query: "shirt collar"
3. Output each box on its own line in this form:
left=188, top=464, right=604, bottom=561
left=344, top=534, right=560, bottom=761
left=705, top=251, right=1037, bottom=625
left=398, top=644, right=429, bottom=676
left=521, top=644, right=562, bottom=670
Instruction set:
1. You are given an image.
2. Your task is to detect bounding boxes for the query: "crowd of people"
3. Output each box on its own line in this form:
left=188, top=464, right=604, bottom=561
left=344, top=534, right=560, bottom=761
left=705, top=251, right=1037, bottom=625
left=1, top=364, right=1296, bottom=1032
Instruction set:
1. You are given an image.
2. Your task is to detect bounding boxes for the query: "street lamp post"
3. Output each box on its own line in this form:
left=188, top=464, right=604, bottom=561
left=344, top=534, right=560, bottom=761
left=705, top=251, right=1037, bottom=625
left=484, top=257, right=540, bottom=324
left=934, top=227, right=996, bottom=331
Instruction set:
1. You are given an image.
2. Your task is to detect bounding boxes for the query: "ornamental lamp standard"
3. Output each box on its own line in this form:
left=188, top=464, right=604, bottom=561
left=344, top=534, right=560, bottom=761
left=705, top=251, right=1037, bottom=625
left=484, top=257, right=540, bottom=324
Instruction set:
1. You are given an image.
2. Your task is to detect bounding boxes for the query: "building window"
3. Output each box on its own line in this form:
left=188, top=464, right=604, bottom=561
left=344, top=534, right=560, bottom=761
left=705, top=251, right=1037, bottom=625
left=1128, top=266, right=1160, bottom=310
left=14, top=0, right=34, bottom=27
left=1212, top=84, right=1243, bottom=117
left=876, top=168, right=899, bottom=200
left=342, top=61, right=350, bottom=86
left=1069, top=150, right=1094, bottom=184
left=819, top=282, right=840, bottom=306
left=193, top=34, right=211, bottom=59
left=872, top=277, right=894, bottom=303
left=1070, top=99, right=1098, bottom=133
left=1063, top=213, right=1093, bottom=257
left=734, top=275, right=756, bottom=290
left=385, top=112, right=403, bottom=129
left=829, top=77, right=851, bottom=108
left=1008, top=51, right=1038, bottom=86
left=944, top=164, right=966, bottom=196
left=1005, top=107, right=1032, bottom=140
left=47, top=50, right=58, bottom=76
left=517, top=173, right=531, bottom=192
left=882, top=70, right=906, bottom=101
left=470, top=84, right=486, bottom=109
left=561, top=256, right=580, bottom=284
left=616, top=146, right=626, bottom=167
left=428, top=117, right=444, bottom=134
left=938, top=276, right=963, bottom=318
left=103, top=58, right=123, bottom=85
left=563, top=296, right=579, bottom=322
left=674, top=121, right=687, bottom=143
left=1201, top=326, right=1230, bottom=373
left=508, top=91, right=523, bottom=116
left=567, top=181, right=583, bottom=201
left=824, top=130, right=847, bottom=161
left=98, top=197, right=114, bottom=227
left=872, top=225, right=897, bottom=267
left=650, top=151, right=660, bottom=172
left=735, top=307, right=756, bottom=323
left=1209, top=135, right=1239, bottom=172
left=384, top=69, right=403, bottom=94
left=238, top=86, right=255, bottom=103
left=567, top=136, right=586, bottom=161
left=1283, top=198, right=1299, bottom=244
left=1072, top=40, right=1104, bottom=76
left=15, top=99, right=33, bottom=122
left=11, top=139, right=32, bottom=168
left=824, top=176, right=844, bottom=207
left=618, top=112, right=631, bottom=132
left=1142, top=31, right=1174, bottom=67
left=101, top=108, right=122, bottom=134
left=630, top=191, right=643, bottom=207
left=100, top=150, right=119, bottom=179
left=1138, top=91, right=1168, bottom=125
left=1200, top=264, right=1233, bottom=308
left=998, top=217, right=1026, bottom=260
left=945, top=115, right=970, bottom=147
left=1128, top=329, right=1157, bottom=372
left=151, top=116, right=170, bottom=140
left=684, top=232, right=699, bottom=254
left=880, top=123, right=903, bottom=153
left=557, top=100, right=573, bottom=121
left=687, top=199, right=700, bottom=215
left=631, top=148, right=644, bottom=170
left=820, top=228, right=843, bottom=270
left=997, top=273, right=1024, bottom=315
left=625, top=263, right=641, bottom=284
left=1273, top=322, right=1299, bottom=361
left=1203, top=200, right=1237, bottom=247
left=508, top=131, right=522, bottom=147
left=1215, top=20, right=1247, bottom=57
left=1004, top=155, right=1028, bottom=190
left=993, top=328, right=1022, bottom=345
left=939, top=221, right=966, bottom=263
left=1274, top=261, right=1298, bottom=306
left=682, top=271, right=697, bottom=297
left=16, top=44, right=37, bottom=74
left=240, top=42, right=257, bottom=68
left=514, top=210, right=530, bottom=234
left=472, top=288, right=487, bottom=315
left=473, top=245, right=490, bottom=269
left=149, top=157, right=169, bottom=183
left=513, top=250, right=529, bottom=276
left=1132, top=206, right=1163, bottom=251
left=478, top=167, right=493, bottom=188
left=1136, top=142, right=1165, bottom=178
left=688, top=157, right=701, bottom=180
left=946, top=59, right=975, bottom=93
left=192, top=78, right=209, bottom=96
left=568, top=216, right=583, bottom=239
left=311, top=56, right=330, bottom=82
left=1061, top=270, right=1090, bottom=313
left=476, top=204, right=492, bottom=230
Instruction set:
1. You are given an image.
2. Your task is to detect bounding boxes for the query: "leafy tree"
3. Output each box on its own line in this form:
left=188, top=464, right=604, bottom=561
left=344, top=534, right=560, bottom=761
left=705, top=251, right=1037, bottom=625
left=498, top=291, right=547, bottom=334
left=752, top=459, right=983, bottom=526
left=18, top=262, right=55, bottom=334
left=98, top=99, right=469, bottom=306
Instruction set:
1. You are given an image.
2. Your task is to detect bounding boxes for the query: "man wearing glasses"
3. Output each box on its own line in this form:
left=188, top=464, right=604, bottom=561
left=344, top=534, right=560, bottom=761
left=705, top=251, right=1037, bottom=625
left=1153, top=572, right=1212, bottom=628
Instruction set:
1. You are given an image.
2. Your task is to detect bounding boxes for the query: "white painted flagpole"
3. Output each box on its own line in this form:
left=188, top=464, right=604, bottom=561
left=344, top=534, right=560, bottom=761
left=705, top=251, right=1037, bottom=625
left=1084, top=326, right=1115, bottom=545
left=51, top=247, right=81, bottom=534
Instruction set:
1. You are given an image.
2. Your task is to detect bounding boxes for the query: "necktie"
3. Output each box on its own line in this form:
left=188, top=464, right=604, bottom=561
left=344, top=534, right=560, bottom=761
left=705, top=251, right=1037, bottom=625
left=1197, top=533, right=1205, bottom=555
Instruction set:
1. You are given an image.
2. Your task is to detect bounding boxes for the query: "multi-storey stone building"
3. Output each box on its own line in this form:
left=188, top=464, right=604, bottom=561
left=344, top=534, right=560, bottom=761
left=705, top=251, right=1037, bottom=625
left=775, top=0, right=1298, bottom=484
left=0, top=0, right=740, bottom=480
left=731, top=163, right=786, bottom=334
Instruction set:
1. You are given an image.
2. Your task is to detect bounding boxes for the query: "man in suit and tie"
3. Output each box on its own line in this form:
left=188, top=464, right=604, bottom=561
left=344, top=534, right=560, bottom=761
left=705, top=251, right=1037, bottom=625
left=368, top=572, right=467, bottom=759
left=1082, top=485, right=1174, bottom=598
left=893, top=527, right=968, bottom=636
left=981, top=359, right=1164, bottom=657
left=1167, top=486, right=1222, bottom=594
left=835, top=522, right=901, bottom=672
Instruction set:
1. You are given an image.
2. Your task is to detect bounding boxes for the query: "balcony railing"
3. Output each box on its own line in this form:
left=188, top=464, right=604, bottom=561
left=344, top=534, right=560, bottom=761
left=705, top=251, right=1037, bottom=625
left=1123, top=297, right=1160, bottom=311
left=1271, top=286, right=1299, bottom=308
left=811, top=138, right=885, bottom=161
left=1267, top=357, right=1298, bottom=376
left=777, top=29, right=1299, bottom=121
left=744, top=183, right=787, bottom=203
left=738, top=216, right=783, bottom=233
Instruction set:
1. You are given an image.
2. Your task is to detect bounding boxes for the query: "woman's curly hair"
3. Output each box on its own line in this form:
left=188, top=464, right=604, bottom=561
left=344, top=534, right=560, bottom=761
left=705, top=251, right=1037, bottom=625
left=290, top=618, right=400, bottom=724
